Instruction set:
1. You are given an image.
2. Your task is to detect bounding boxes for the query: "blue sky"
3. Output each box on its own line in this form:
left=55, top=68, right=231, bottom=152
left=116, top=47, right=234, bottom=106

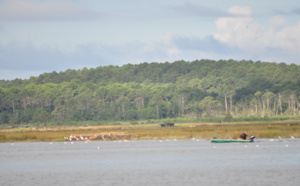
left=0, top=0, right=300, bottom=80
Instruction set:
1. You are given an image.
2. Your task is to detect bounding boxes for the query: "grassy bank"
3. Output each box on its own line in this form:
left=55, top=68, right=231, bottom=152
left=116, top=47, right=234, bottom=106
left=0, top=121, right=299, bottom=142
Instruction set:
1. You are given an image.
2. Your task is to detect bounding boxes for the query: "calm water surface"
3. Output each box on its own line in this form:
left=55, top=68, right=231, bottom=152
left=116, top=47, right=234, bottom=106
left=1, top=139, right=300, bottom=186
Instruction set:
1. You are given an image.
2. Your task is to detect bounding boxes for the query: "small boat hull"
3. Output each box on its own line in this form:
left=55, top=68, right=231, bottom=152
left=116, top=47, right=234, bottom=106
left=211, top=138, right=252, bottom=143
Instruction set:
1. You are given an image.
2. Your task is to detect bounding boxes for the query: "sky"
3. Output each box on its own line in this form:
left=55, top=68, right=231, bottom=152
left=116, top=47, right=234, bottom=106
left=0, top=0, right=300, bottom=80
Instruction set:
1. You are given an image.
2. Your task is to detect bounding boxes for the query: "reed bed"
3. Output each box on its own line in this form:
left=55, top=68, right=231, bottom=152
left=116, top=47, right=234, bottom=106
left=0, top=122, right=299, bottom=142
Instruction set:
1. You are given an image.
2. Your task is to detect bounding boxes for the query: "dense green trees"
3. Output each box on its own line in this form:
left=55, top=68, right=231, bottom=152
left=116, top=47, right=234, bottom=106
left=1, top=59, right=300, bottom=126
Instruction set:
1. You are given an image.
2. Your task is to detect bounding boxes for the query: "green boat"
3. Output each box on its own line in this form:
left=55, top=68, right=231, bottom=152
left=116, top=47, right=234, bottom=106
left=211, top=135, right=255, bottom=143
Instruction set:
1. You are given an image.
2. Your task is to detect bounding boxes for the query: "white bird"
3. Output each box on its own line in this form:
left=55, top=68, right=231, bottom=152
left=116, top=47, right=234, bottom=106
left=285, top=144, right=289, bottom=147
left=97, top=146, right=100, bottom=150
left=291, top=136, right=295, bottom=140
left=213, top=146, right=216, bottom=149
left=244, top=145, right=247, bottom=148
left=256, top=145, right=259, bottom=148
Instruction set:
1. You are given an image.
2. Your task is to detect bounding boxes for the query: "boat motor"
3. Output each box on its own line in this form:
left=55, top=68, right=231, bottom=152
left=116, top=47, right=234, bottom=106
left=249, top=135, right=256, bottom=142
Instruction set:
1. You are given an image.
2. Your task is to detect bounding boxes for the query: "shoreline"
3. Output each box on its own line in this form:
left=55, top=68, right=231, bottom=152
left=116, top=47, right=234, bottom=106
left=1, top=121, right=300, bottom=143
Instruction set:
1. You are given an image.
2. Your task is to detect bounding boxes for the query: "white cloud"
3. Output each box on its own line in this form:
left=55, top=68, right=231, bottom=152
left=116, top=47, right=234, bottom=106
left=140, top=32, right=181, bottom=59
left=174, top=2, right=228, bottom=17
left=0, top=0, right=99, bottom=21
left=214, top=6, right=300, bottom=54
left=214, top=13, right=264, bottom=51
left=228, top=5, right=251, bottom=16
left=268, top=21, right=300, bottom=51
left=160, top=32, right=180, bottom=56
left=270, top=16, right=285, bottom=29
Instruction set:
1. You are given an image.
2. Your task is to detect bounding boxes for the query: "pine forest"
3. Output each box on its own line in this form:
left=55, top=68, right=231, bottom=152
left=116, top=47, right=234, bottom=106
left=1, top=59, right=300, bottom=126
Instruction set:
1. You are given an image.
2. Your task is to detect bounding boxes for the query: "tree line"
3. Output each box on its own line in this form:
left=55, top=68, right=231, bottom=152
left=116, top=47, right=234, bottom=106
left=1, top=59, right=300, bottom=126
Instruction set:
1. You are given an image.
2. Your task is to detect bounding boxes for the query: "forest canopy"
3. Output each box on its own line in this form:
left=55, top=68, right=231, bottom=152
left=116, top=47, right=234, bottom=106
left=1, top=59, right=300, bottom=126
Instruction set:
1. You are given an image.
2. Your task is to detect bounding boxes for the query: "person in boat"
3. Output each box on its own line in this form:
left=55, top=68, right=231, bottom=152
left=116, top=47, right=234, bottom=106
left=238, top=131, right=248, bottom=140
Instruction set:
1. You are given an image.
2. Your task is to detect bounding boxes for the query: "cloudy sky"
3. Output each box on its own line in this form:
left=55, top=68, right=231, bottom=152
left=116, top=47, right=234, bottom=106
left=1, top=0, right=300, bottom=80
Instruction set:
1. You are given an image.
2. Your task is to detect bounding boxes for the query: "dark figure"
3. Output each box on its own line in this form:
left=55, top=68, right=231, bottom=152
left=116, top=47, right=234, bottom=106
left=239, top=131, right=248, bottom=140
left=160, top=122, right=174, bottom=127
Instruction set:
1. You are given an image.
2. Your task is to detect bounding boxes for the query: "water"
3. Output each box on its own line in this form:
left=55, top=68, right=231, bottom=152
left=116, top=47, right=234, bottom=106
left=1, top=139, right=300, bottom=186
